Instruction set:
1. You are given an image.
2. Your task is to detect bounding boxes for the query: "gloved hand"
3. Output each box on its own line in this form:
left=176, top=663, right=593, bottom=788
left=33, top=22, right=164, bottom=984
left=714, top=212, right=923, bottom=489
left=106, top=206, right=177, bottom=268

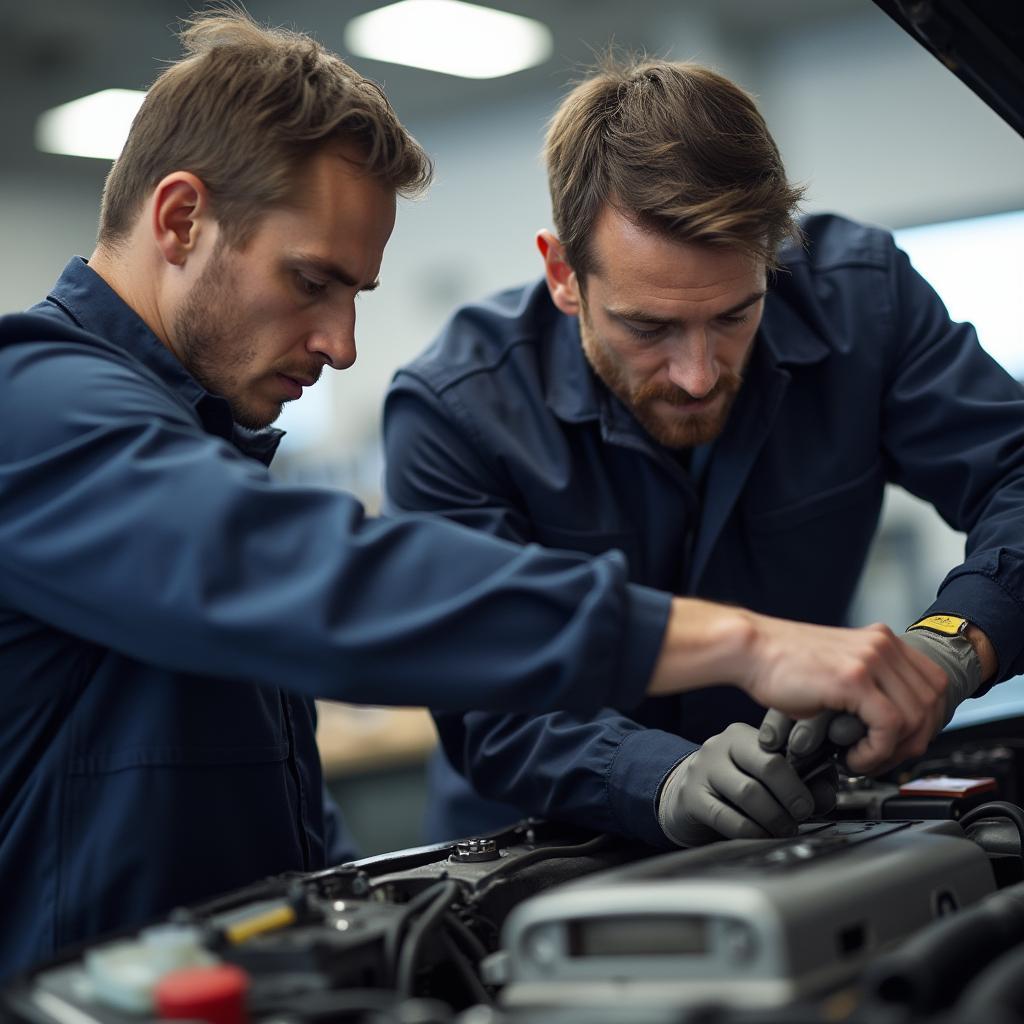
left=758, top=631, right=983, bottom=774
left=758, top=709, right=867, bottom=772
left=657, top=722, right=836, bottom=847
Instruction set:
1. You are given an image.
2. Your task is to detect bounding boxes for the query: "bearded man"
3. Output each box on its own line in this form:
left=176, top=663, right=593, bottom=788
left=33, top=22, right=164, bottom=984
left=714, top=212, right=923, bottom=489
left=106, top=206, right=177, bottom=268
left=383, top=58, right=1020, bottom=849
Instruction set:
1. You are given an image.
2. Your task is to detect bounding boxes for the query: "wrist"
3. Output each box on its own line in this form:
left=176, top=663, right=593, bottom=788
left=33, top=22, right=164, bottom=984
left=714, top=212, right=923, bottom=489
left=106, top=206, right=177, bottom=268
left=657, top=752, right=697, bottom=846
left=647, top=599, right=757, bottom=697
left=903, top=619, right=984, bottom=724
left=906, top=614, right=997, bottom=682
left=716, top=606, right=762, bottom=693
left=965, top=623, right=998, bottom=682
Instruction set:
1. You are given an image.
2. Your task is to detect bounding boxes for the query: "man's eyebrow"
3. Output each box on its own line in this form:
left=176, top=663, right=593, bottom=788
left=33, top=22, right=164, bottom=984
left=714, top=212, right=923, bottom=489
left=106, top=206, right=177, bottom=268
left=607, top=290, right=766, bottom=325
left=292, top=254, right=380, bottom=292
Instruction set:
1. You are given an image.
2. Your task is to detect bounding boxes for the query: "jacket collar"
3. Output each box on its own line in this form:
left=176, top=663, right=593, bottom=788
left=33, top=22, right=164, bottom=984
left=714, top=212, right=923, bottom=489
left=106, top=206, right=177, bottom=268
left=757, top=265, right=833, bottom=368
left=43, top=257, right=284, bottom=465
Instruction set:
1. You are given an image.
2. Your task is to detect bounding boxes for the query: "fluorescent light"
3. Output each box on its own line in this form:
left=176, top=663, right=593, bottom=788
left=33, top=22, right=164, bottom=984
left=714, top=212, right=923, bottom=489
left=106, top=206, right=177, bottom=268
left=344, top=0, right=553, bottom=79
left=36, top=89, right=146, bottom=160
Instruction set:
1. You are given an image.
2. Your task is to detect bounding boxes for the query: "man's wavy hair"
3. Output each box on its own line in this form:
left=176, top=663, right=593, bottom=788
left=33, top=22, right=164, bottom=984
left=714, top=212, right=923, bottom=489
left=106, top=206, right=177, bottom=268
left=544, top=56, right=804, bottom=279
left=98, top=7, right=432, bottom=249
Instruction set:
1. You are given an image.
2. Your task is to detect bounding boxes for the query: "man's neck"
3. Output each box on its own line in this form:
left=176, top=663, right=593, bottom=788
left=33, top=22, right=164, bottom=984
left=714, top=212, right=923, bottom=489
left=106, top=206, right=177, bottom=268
left=88, top=245, right=176, bottom=359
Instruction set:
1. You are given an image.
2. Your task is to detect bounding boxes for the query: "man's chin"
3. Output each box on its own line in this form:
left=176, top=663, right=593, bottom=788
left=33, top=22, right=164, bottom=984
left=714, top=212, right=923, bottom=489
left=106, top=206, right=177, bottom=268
left=638, top=403, right=729, bottom=449
left=229, top=398, right=283, bottom=431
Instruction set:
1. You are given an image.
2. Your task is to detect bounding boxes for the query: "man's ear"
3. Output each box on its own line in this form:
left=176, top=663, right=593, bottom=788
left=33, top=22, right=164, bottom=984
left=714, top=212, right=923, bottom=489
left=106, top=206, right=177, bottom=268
left=536, top=230, right=582, bottom=317
left=151, top=172, right=212, bottom=267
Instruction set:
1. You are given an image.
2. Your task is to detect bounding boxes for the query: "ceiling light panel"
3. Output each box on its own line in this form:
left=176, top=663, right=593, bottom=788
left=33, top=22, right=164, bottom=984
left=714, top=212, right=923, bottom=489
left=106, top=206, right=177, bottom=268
left=36, top=89, right=146, bottom=161
left=344, top=0, right=553, bottom=79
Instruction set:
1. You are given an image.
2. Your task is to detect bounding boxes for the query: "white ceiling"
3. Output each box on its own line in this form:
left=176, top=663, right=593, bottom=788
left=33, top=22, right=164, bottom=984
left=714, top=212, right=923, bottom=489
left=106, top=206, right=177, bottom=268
left=2, top=0, right=868, bottom=181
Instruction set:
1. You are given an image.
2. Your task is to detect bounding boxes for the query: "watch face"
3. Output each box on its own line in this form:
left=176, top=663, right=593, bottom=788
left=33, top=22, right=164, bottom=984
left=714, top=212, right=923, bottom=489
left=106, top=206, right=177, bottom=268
left=908, top=614, right=969, bottom=637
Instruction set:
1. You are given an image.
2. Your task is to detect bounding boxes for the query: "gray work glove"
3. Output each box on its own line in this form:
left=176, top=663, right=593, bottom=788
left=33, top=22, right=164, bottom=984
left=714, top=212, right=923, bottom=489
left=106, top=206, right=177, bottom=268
left=657, top=722, right=834, bottom=847
left=901, top=628, right=983, bottom=727
left=758, top=709, right=867, bottom=769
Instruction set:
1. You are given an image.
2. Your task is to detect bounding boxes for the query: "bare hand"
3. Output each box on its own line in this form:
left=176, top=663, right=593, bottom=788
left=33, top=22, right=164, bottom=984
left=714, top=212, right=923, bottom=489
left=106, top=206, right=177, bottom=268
left=735, top=616, right=947, bottom=774
left=647, top=602, right=946, bottom=773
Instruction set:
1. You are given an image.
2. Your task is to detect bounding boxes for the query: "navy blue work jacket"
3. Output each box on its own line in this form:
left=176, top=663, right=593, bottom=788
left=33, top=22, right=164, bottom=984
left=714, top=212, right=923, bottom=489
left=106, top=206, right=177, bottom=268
left=0, top=259, right=670, bottom=979
left=383, top=214, right=1024, bottom=846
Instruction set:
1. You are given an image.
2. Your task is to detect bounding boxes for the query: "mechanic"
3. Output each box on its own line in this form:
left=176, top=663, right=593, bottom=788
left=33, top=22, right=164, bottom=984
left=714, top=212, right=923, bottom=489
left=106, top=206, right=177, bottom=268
left=384, top=57, right=1021, bottom=850
left=0, top=19, right=936, bottom=981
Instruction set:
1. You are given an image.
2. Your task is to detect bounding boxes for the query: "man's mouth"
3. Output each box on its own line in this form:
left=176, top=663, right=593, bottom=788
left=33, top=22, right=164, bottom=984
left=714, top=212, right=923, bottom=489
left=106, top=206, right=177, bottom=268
left=654, top=392, right=718, bottom=412
left=277, top=374, right=306, bottom=400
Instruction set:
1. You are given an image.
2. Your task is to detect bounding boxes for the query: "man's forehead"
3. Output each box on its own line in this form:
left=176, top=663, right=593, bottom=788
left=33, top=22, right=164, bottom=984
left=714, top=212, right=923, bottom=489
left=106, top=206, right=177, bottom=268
left=244, top=152, right=394, bottom=278
left=588, top=204, right=766, bottom=303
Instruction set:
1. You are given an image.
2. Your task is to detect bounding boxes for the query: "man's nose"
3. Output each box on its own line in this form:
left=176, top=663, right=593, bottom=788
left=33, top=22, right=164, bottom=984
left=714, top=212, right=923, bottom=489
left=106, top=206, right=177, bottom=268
left=667, top=331, right=719, bottom=398
left=307, top=319, right=357, bottom=371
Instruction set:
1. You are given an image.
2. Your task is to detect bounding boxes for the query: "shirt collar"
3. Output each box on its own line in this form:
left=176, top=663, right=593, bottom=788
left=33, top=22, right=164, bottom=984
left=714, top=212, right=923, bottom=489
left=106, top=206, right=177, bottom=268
left=44, top=257, right=285, bottom=465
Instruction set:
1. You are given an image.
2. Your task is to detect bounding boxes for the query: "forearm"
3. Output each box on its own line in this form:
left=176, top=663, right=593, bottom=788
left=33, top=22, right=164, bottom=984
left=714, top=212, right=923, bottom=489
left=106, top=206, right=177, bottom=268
left=647, top=598, right=755, bottom=697
left=0, top=373, right=667, bottom=714
left=442, top=708, right=694, bottom=845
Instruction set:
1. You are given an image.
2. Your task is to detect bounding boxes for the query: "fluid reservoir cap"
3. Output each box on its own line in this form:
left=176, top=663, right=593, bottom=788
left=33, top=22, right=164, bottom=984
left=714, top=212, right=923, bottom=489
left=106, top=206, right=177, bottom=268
left=85, top=929, right=216, bottom=1014
left=140, top=925, right=211, bottom=973
left=155, top=964, right=249, bottom=1024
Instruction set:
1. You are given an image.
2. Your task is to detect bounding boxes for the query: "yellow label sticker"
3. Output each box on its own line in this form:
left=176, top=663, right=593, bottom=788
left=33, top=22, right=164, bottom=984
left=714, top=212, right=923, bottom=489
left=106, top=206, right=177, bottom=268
left=907, top=614, right=967, bottom=637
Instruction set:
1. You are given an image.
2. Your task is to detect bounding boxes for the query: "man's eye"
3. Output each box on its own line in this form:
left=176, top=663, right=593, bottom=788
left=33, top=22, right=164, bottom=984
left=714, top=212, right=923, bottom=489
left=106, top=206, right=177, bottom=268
left=295, top=273, right=327, bottom=298
left=624, top=322, right=665, bottom=341
left=718, top=313, right=749, bottom=326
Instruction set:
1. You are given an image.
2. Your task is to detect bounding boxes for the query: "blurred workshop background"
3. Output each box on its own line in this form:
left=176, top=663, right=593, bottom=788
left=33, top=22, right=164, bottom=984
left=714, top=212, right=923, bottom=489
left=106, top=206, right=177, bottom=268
left=3, top=0, right=1022, bottom=855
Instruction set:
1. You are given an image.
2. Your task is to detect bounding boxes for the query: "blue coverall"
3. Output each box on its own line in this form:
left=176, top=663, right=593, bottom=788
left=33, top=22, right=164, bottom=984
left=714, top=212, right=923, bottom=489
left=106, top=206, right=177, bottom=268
left=0, top=258, right=670, bottom=978
left=383, top=215, right=1024, bottom=846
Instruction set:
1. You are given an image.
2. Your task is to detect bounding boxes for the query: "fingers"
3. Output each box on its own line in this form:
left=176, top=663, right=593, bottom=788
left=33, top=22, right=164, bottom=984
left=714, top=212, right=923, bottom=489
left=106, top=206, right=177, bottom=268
left=741, top=615, right=948, bottom=772
left=729, top=728, right=815, bottom=824
left=828, top=713, right=866, bottom=748
left=832, top=625, right=945, bottom=774
left=807, top=765, right=838, bottom=815
left=699, top=792, right=772, bottom=840
left=864, top=627, right=940, bottom=759
left=841, top=682, right=903, bottom=774
left=788, top=712, right=834, bottom=758
left=757, top=709, right=795, bottom=753
left=695, top=725, right=813, bottom=838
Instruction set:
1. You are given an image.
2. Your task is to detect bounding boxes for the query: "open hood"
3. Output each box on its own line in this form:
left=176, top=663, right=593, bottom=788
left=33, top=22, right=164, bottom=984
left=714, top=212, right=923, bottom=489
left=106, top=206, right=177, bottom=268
left=872, top=0, right=1024, bottom=137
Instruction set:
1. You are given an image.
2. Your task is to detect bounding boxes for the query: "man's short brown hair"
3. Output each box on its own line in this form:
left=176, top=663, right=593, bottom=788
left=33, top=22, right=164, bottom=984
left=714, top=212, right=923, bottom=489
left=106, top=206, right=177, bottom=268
left=98, top=8, right=432, bottom=249
left=544, top=56, right=803, bottom=278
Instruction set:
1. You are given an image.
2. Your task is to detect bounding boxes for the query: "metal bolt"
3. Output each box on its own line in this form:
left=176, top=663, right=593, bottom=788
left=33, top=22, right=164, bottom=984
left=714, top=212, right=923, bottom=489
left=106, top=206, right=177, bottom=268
left=452, top=838, right=500, bottom=862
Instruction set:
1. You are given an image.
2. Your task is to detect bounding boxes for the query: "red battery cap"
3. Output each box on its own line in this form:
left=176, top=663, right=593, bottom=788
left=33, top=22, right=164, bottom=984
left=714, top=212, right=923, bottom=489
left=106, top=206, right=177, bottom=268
left=898, top=775, right=997, bottom=799
left=154, top=964, right=249, bottom=1024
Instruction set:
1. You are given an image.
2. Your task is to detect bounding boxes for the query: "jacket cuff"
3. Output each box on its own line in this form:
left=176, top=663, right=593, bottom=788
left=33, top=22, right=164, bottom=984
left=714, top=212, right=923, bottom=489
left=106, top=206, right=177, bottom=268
left=928, top=571, right=1024, bottom=691
left=611, top=584, right=673, bottom=711
left=606, top=727, right=698, bottom=847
